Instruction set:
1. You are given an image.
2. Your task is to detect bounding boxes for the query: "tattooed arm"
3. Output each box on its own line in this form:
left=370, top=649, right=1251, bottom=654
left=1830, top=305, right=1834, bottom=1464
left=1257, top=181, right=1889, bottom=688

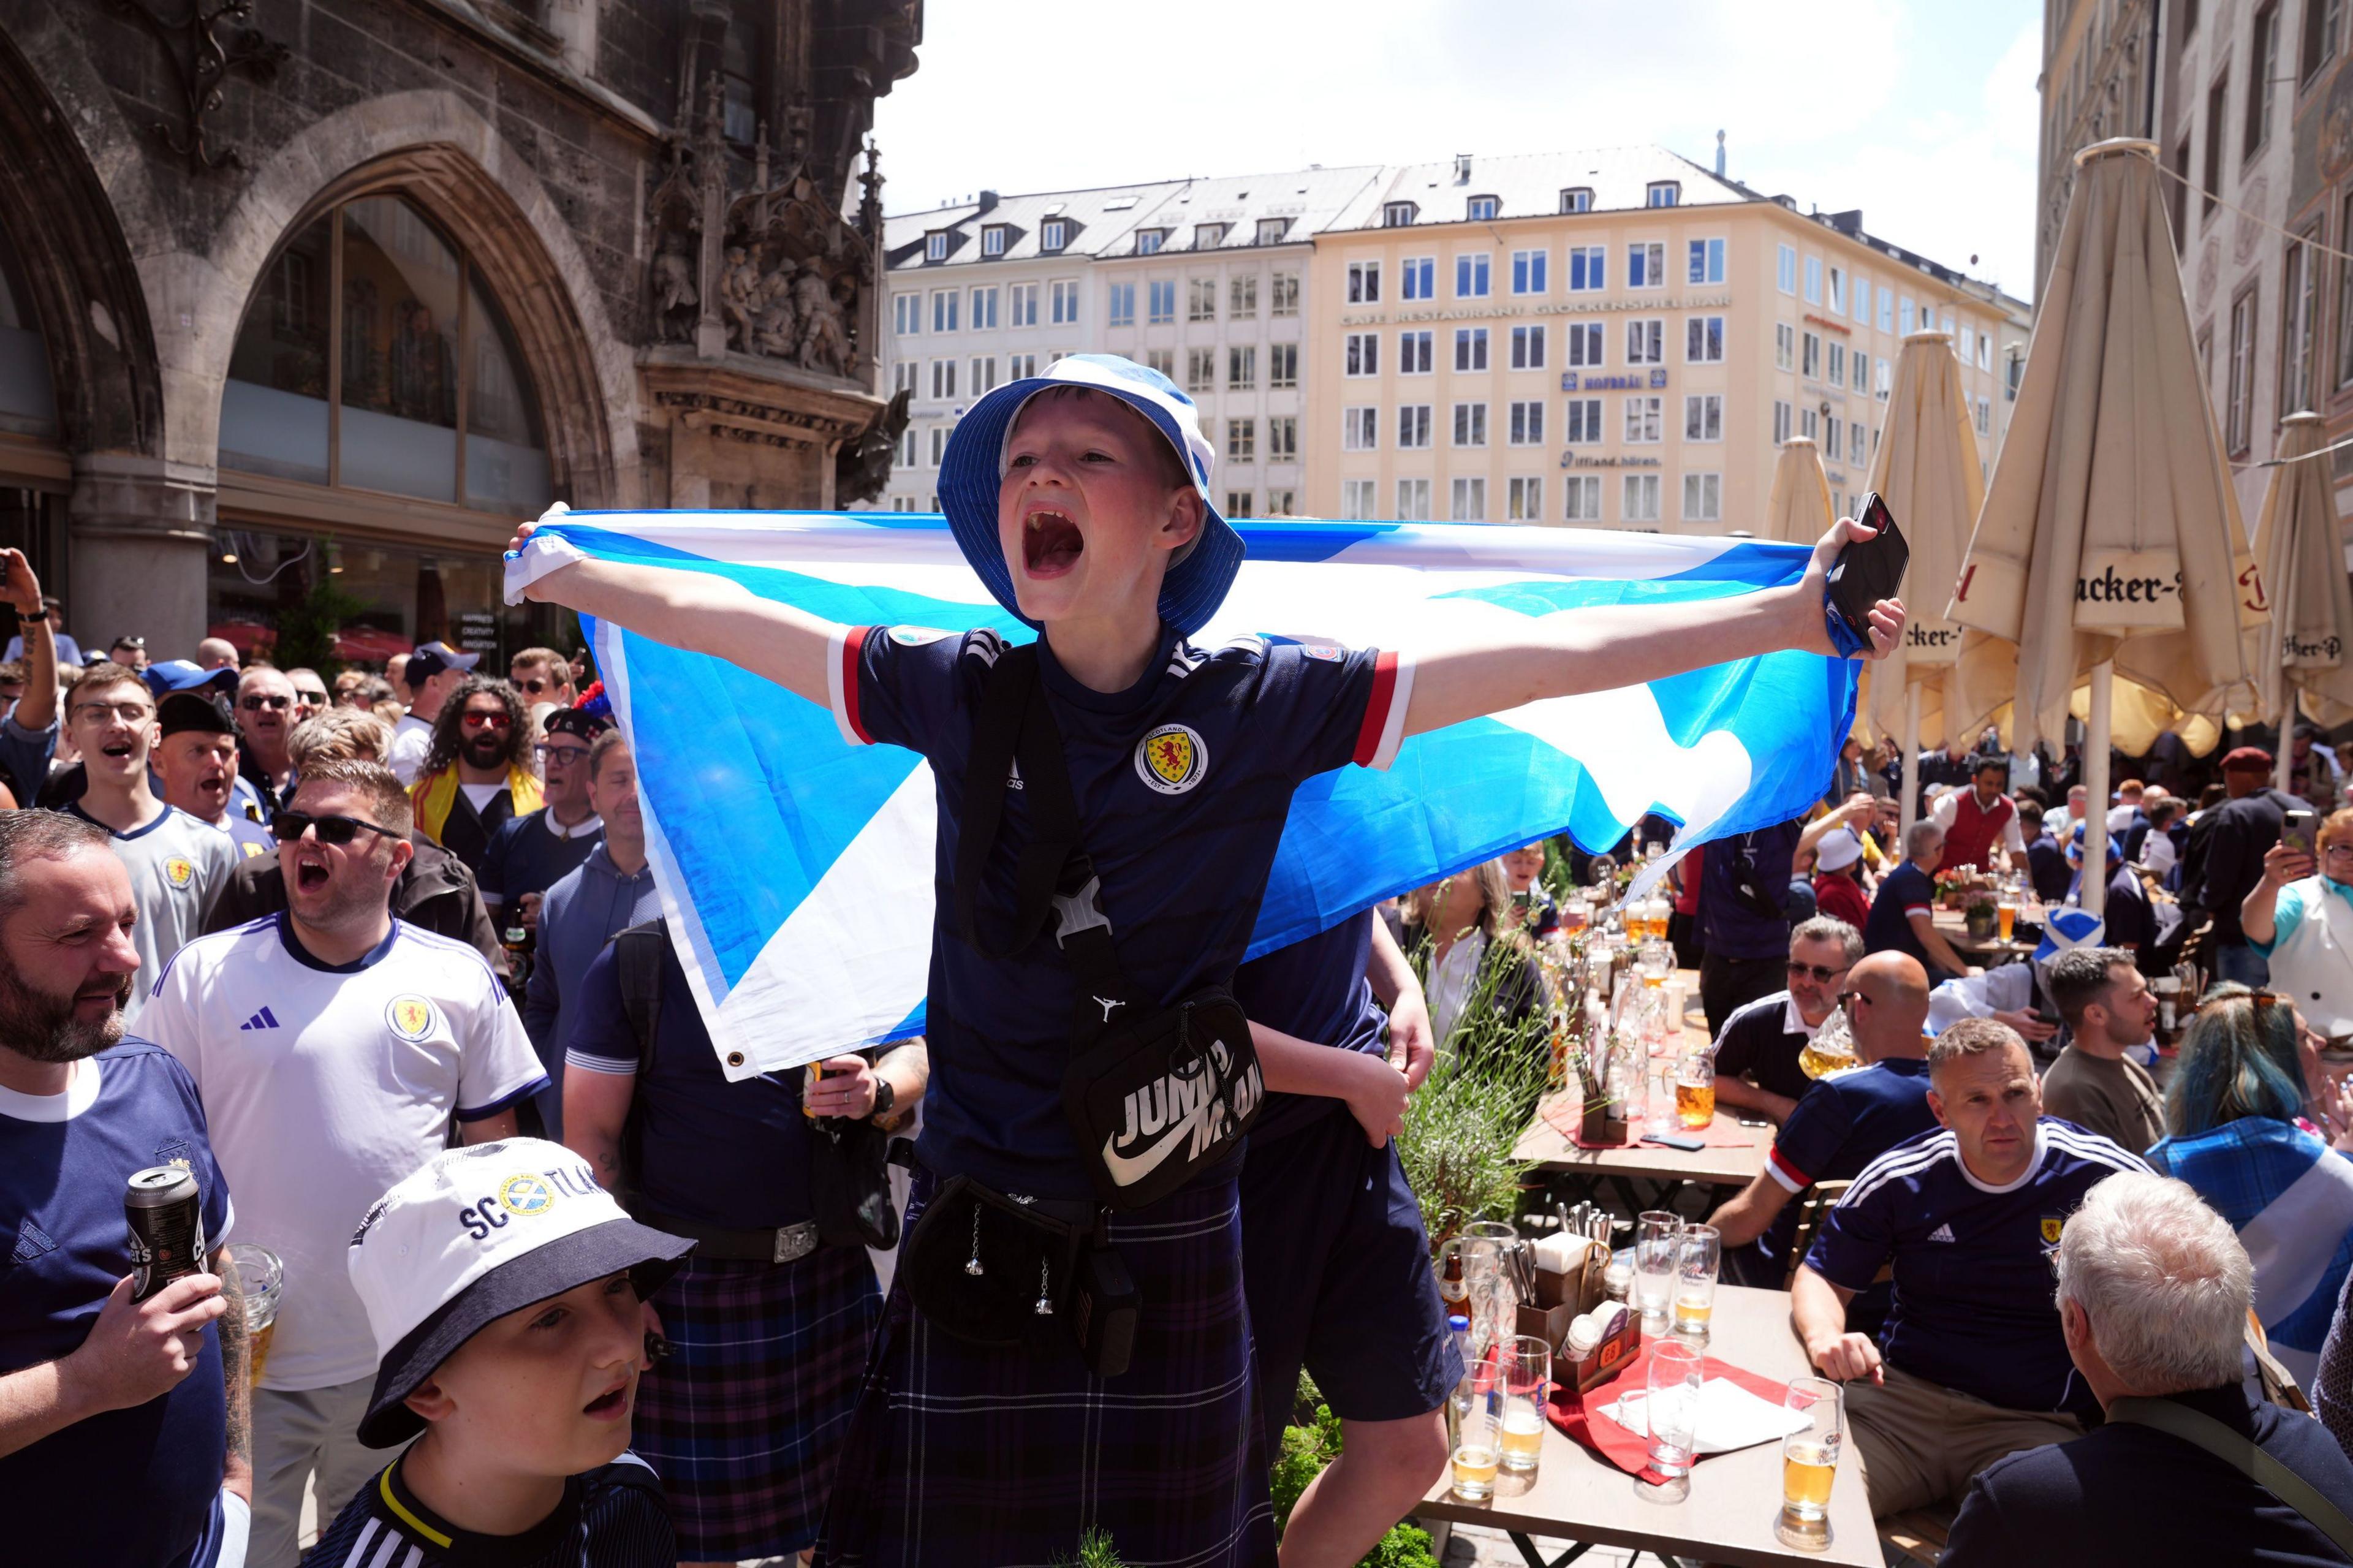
left=210, top=1246, right=251, bottom=1504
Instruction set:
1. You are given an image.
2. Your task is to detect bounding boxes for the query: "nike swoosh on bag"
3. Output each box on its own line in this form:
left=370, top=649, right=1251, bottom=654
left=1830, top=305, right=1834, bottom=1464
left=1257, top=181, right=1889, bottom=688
left=1101, top=1097, right=1226, bottom=1186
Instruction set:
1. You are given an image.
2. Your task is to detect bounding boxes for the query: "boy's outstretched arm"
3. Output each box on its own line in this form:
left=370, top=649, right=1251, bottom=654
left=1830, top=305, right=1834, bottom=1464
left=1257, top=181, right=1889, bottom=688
left=507, top=523, right=840, bottom=708
left=1403, top=517, right=1906, bottom=740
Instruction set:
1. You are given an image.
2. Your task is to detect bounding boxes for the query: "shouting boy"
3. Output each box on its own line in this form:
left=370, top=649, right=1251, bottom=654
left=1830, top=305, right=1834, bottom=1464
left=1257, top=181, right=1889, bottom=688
left=509, top=354, right=1904, bottom=1566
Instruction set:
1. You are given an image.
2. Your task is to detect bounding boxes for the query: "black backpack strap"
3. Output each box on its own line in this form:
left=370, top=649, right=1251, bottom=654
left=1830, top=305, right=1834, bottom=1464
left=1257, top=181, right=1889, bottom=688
left=610, top=919, right=668, bottom=1204
left=2109, top=1396, right=2353, bottom=1557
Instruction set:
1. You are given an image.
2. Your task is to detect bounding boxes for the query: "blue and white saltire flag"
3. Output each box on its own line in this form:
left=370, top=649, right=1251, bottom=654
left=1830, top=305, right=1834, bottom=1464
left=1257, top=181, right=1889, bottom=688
left=507, top=510, right=1860, bottom=1076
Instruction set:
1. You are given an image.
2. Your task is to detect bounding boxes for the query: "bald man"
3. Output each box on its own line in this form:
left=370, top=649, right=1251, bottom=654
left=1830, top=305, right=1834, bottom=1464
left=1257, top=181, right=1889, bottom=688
left=1710, top=953, right=1942, bottom=1332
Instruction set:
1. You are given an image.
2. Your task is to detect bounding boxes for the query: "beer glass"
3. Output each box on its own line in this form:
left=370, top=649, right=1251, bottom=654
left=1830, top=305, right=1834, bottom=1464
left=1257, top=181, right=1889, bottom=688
left=1633, top=1211, right=1680, bottom=1335
left=1672, top=1224, right=1720, bottom=1344
left=1777, top=1376, right=1844, bottom=1550
left=225, top=1242, right=284, bottom=1385
left=1499, top=1334, right=1551, bottom=1475
left=1641, top=1340, right=1703, bottom=1498
left=1449, top=1367, right=1502, bottom=1501
left=1674, top=1053, right=1715, bottom=1130
left=1996, top=897, right=2018, bottom=943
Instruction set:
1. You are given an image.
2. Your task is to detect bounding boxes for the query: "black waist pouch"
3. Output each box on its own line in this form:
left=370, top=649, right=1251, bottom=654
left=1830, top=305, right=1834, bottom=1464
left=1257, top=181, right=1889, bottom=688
left=1062, top=987, right=1263, bottom=1211
left=901, top=1174, right=1139, bottom=1377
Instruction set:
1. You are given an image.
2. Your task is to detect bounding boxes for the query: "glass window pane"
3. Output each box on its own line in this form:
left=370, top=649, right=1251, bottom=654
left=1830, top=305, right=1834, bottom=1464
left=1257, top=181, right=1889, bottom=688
left=0, top=222, right=55, bottom=437
left=221, top=216, right=333, bottom=483
left=463, top=268, right=550, bottom=515
left=339, top=196, right=459, bottom=503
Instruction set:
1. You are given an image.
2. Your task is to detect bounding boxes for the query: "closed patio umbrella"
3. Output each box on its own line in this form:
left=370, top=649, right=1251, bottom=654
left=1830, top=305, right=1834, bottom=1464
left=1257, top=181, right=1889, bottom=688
left=1763, top=436, right=1834, bottom=545
left=1950, top=138, right=2265, bottom=912
left=2252, top=410, right=2353, bottom=793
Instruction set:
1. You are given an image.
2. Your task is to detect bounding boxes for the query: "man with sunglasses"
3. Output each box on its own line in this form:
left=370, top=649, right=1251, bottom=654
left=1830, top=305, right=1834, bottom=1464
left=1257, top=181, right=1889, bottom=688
left=1710, top=917, right=1863, bottom=1124
left=407, top=678, right=540, bottom=879
left=477, top=702, right=607, bottom=933
left=145, top=759, right=548, bottom=1568
left=282, top=668, right=328, bottom=724
left=58, top=662, right=235, bottom=1025
left=508, top=646, right=576, bottom=709
left=233, top=667, right=300, bottom=813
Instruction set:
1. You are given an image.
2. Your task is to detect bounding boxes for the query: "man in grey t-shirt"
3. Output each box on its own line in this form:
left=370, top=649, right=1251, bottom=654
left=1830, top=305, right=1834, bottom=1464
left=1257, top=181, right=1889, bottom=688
left=2039, top=947, right=2164, bottom=1156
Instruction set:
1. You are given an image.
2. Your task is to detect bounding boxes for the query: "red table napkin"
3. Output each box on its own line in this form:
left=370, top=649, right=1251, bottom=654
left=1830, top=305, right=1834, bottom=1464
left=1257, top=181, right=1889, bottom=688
left=1543, top=1338, right=1794, bottom=1485
left=1539, top=1096, right=1753, bottom=1149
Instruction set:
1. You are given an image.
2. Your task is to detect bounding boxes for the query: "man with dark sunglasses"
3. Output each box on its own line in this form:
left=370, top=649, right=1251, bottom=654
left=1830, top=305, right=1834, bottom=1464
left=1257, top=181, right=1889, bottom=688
left=507, top=646, right=575, bottom=708
left=233, top=667, right=300, bottom=812
left=1710, top=916, right=1863, bottom=1124
left=407, top=678, right=540, bottom=878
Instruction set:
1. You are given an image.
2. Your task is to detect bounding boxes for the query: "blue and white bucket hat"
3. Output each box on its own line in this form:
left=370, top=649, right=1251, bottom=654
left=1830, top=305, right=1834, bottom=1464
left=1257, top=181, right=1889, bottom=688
left=937, top=353, right=1244, bottom=635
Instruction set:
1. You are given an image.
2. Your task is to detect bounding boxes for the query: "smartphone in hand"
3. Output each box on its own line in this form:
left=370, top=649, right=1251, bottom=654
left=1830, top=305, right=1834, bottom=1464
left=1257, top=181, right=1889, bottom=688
left=2284, top=808, right=2319, bottom=860
left=1826, top=492, right=1909, bottom=645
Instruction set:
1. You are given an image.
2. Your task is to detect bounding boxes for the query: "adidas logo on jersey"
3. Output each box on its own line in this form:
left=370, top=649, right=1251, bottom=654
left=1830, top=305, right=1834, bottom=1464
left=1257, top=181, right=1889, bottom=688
left=1926, top=1223, right=1956, bottom=1243
left=238, top=1007, right=281, bottom=1031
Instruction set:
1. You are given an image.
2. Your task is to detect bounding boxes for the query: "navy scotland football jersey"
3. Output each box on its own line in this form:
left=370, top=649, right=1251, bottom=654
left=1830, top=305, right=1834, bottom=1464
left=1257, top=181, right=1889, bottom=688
left=311, top=1454, right=675, bottom=1568
left=1232, top=909, right=1388, bottom=1143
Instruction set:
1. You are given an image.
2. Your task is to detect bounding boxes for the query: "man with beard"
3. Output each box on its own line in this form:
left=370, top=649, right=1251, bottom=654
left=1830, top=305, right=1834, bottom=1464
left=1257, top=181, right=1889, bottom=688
left=0, top=811, right=251, bottom=1568
left=153, top=692, right=273, bottom=861
left=59, top=664, right=235, bottom=1026
left=385, top=643, right=477, bottom=786
left=233, top=667, right=299, bottom=813
left=477, top=699, right=606, bottom=932
left=407, top=678, right=540, bottom=879
left=145, top=760, right=546, bottom=1568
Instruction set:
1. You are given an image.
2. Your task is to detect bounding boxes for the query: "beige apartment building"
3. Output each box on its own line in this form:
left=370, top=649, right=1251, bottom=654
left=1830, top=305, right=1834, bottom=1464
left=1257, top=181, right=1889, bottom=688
left=1304, top=148, right=2029, bottom=534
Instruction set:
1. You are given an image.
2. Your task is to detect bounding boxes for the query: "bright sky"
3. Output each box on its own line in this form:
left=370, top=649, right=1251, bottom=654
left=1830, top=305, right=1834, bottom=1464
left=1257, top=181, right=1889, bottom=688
left=873, top=0, right=2046, bottom=300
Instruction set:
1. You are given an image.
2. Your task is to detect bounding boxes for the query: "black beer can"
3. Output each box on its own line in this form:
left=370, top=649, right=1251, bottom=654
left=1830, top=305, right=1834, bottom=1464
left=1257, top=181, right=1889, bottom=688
left=126, top=1165, right=207, bottom=1302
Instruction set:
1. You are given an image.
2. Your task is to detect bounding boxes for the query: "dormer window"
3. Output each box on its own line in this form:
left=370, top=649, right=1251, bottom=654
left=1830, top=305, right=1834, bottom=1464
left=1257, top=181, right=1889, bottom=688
left=1040, top=218, right=1068, bottom=251
left=1194, top=222, right=1227, bottom=249
left=981, top=225, right=1007, bottom=257
left=1466, top=194, right=1499, bottom=221
left=1560, top=187, right=1593, bottom=214
left=1645, top=181, right=1680, bottom=208
left=1383, top=201, right=1418, bottom=227
left=924, top=231, right=949, bottom=262
left=1134, top=228, right=1165, bottom=255
left=1256, top=216, right=1290, bottom=244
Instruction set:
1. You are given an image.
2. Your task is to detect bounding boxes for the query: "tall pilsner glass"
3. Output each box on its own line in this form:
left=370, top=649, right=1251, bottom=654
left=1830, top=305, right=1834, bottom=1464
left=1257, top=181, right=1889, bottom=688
left=1776, top=1375, right=1844, bottom=1550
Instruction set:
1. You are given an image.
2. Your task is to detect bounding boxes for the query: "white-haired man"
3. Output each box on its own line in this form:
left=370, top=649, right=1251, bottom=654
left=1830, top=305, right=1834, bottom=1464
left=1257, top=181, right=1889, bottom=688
left=1945, top=1173, right=2353, bottom=1566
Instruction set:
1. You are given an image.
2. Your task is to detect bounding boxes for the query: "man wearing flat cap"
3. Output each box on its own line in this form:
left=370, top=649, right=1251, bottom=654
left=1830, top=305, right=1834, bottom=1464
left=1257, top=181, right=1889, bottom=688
left=2191, top=748, right=2304, bottom=987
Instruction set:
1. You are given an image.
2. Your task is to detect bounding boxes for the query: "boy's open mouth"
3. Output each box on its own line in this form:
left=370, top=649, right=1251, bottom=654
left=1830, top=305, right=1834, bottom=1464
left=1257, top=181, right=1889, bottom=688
left=583, top=1379, right=629, bottom=1420
left=1022, top=509, right=1083, bottom=577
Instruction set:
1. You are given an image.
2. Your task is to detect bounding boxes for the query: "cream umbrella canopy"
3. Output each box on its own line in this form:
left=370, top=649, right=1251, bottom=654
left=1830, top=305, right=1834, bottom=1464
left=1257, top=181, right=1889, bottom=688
left=1762, top=437, right=1835, bottom=545
left=1950, top=138, right=2264, bottom=914
left=2252, top=410, right=2353, bottom=793
left=1866, top=331, right=1987, bottom=838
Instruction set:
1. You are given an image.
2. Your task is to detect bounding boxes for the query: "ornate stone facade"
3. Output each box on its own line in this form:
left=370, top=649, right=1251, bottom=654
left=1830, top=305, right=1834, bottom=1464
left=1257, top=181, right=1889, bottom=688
left=0, top=0, right=920, bottom=659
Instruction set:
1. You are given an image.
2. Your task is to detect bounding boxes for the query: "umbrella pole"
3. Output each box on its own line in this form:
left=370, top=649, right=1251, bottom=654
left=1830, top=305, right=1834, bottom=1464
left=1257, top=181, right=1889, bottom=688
left=2083, top=661, right=2113, bottom=918
left=2277, top=694, right=2297, bottom=796
left=1900, top=683, right=1922, bottom=844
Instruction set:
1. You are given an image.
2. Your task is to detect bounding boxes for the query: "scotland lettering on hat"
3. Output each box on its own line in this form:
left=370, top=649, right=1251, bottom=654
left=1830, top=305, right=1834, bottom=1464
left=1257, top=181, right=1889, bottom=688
left=935, top=352, right=1245, bottom=636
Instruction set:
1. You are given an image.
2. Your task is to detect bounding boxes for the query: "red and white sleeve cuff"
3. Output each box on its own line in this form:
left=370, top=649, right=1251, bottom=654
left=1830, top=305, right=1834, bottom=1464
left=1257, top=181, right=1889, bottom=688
left=828, top=625, right=874, bottom=746
left=1351, top=651, right=1414, bottom=771
left=1765, top=1146, right=1810, bottom=1194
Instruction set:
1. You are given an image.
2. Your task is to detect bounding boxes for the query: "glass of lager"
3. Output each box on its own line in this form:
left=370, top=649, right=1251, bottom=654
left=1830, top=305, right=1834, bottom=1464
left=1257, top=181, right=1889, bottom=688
left=224, top=1242, right=284, bottom=1384
left=1499, top=1335, right=1551, bottom=1477
left=1776, top=1376, right=1844, bottom=1550
left=1674, top=1053, right=1715, bottom=1130
left=1633, top=1212, right=1681, bottom=1335
left=1671, top=1223, right=1720, bottom=1345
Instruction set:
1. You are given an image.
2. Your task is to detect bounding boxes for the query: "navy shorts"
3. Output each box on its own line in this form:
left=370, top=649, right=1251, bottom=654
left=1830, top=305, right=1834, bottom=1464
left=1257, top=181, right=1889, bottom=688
left=1238, top=1102, right=1462, bottom=1459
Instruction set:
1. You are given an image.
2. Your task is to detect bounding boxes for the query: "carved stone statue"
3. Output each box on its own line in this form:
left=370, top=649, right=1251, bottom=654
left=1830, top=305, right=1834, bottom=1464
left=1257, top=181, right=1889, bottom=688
left=751, top=266, right=799, bottom=358
left=719, top=246, right=764, bottom=351
left=650, top=226, right=699, bottom=344
left=792, top=263, right=853, bottom=376
left=836, top=387, right=910, bottom=505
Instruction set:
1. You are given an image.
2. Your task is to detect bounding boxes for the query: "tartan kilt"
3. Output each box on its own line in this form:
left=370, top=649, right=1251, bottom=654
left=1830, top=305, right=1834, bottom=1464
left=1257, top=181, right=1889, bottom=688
left=631, top=1240, right=882, bottom=1559
left=815, top=1169, right=1278, bottom=1568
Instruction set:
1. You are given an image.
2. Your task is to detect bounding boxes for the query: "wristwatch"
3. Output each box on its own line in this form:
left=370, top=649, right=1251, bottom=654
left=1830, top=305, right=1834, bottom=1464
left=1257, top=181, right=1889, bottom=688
left=870, top=1077, right=896, bottom=1120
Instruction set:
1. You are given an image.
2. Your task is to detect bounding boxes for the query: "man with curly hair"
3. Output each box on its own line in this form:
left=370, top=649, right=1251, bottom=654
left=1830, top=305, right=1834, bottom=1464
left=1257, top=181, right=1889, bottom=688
left=407, top=676, right=540, bottom=877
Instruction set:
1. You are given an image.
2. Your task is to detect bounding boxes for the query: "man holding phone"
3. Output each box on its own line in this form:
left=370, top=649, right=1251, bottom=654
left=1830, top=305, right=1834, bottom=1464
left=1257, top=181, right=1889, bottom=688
left=2241, top=808, right=2353, bottom=1043
left=2192, top=748, right=2305, bottom=987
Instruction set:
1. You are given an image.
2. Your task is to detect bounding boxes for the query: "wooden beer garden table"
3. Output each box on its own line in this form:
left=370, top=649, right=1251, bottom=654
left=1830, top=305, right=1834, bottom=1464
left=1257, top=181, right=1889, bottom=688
left=1416, top=1284, right=1878, bottom=1567
left=1931, top=903, right=2041, bottom=966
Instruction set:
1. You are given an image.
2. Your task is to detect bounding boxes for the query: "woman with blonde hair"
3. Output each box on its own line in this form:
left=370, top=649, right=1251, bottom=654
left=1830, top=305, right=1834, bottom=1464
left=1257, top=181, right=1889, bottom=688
left=2243, top=806, right=2353, bottom=1045
left=1399, top=859, right=1540, bottom=1045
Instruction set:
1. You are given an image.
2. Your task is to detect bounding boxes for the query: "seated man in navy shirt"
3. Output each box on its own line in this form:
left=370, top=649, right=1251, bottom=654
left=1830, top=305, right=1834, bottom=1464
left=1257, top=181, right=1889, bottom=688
left=2018, top=801, right=2071, bottom=906
left=1707, top=952, right=1939, bottom=1333
left=1792, top=1017, right=2150, bottom=1517
left=1863, top=819, right=1974, bottom=986
left=1946, top=1172, right=2353, bottom=1567
left=0, top=811, right=249, bottom=1568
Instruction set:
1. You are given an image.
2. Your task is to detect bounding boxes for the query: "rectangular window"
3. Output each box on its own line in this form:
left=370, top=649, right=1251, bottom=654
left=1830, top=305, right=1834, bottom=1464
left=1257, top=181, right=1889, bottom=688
left=1229, top=346, right=1257, bottom=390
left=1958, top=325, right=1975, bottom=363
left=971, top=356, right=998, bottom=395
left=1802, top=331, right=1822, bottom=379
left=1852, top=350, right=1870, bottom=392
left=1455, top=254, right=1491, bottom=297
left=1827, top=267, right=1844, bottom=315
left=1685, top=315, right=1724, bottom=363
left=1688, top=237, right=1727, bottom=286
left=1385, top=202, right=1419, bottom=227
left=1510, top=325, right=1546, bottom=369
left=1828, top=342, right=1846, bottom=384
left=1269, top=343, right=1298, bottom=388
left=1195, top=223, right=1227, bottom=251
left=1628, top=241, right=1665, bottom=288
left=2283, top=226, right=2320, bottom=415
left=1226, top=490, right=1252, bottom=516
left=1267, top=415, right=1297, bottom=460
left=1626, top=319, right=1663, bottom=365
left=896, top=425, right=917, bottom=467
left=893, top=292, right=920, bottom=335
left=1804, top=256, right=1823, bottom=305
left=1507, top=476, right=1543, bottom=521
left=1775, top=321, right=1795, bottom=371
left=1271, top=274, right=1299, bottom=316
left=929, top=425, right=950, bottom=465
left=1041, top=218, right=1068, bottom=251
left=981, top=226, right=1006, bottom=258
left=1403, top=257, right=1435, bottom=300
left=1107, top=282, right=1136, bottom=328
left=1147, top=280, right=1176, bottom=324
left=1851, top=273, right=1871, bottom=323
left=1564, top=321, right=1604, bottom=366
left=1682, top=472, right=1721, bottom=522
left=1979, top=335, right=1993, bottom=372
left=1800, top=406, right=1820, bottom=442
left=1050, top=280, right=1079, bottom=325
left=1450, top=476, right=1487, bottom=521
left=1346, top=332, right=1380, bottom=377
left=1186, top=347, right=1215, bottom=394
left=1342, top=478, right=1377, bottom=519
left=925, top=232, right=948, bottom=262
left=1561, top=187, right=1594, bottom=214
left=1348, top=260, right=1382, bottom=304
left=1876, top=358, right=1892, bottom=398
left=1512, top=249, right=1548, bottom=294
left=1398, top=404, right=1432, bottom=448
left=931, top=290, right=958, bottom=333
left=1683, top=393, right=1722, bottom=441
left=1645, top=182, right=1679, bottom=208
left=1975, top=396, right=1991, bottom=436
left=1265, top=488, right=1295, bottom=517
left=1849, top=419, right=1865, bottom=458
left=971, top=286, right=999, bottom=330
left=2336, top=195, right=2353, bottom=390
left=1343, top=407, right=1379, bottom=450
left=1452, top=403, right=1488, bottom=446
left=1256, top=217, right=1290, bottom=245
left=2227, top=284, right=2258, bottom=452
left=1007, top=352, right=1037, bottom=380
left=892, top=359, right=917, bottom=395
left=1188, top=278, right=1217, bottom=322
left=1226, top=419, right=1256, bottom=461
left=1898, top=295, right=1915, bottom=335
left=1400, top=330, right=1434, bottom=374
left=1455, top=327, right=1490, bottom=372
left=1878, top=287, right=1893, bottom=332
left=929, top=358, right=957, bottom=399
left=2249, top=4, right=2280, bottom=158
left=1509, top=400, right=1545, bottom=445
left=1565, top=397, right=1604, bottom=443
left=1010, top=283, right=1039, bottom=327
left=1824, top=417, right=1843, bottom=461
left=1569, top=246, right=1607, bottom=292
left=1564, top=474, right=1601, bottom=520
left=1396, top=478, right=1432, bottom=519
left=1624, top=395, right=1662, bottom=442
left=1777, top=244, right=1797, bottom=294
left=2304, top=0, right=2343, bottom=82
left=1134, top=229, right=1163, bottom=256
left=1230, top=275, right=1258, bottom=317
left=1623, top=473, right=1661, bottom=521
left=1773, top=400, right=1792, bottom=443
left=1143, top=348, right=1173, bottom=379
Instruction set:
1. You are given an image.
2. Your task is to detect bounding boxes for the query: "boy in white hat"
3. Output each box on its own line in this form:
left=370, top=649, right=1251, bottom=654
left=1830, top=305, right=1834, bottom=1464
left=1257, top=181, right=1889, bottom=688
left=311, top=1140, right=691, bottom=1567
left=508, top=354, right=1906, bottom=1566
